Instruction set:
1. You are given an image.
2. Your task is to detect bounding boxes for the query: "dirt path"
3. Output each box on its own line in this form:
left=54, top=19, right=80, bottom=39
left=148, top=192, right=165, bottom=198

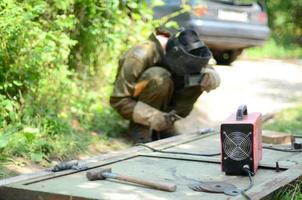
left=176, top=59, right=302, bottom=133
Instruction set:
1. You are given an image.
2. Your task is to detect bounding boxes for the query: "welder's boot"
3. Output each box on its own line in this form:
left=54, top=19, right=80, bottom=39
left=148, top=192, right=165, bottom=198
left=159, top=126, right=179, bottom=139
left=128, top=122, right=152, bottom=144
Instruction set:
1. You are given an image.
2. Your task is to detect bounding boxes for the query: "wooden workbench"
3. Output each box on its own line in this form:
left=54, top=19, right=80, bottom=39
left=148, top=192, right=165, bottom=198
left=1, top=132, right=302, bottom=200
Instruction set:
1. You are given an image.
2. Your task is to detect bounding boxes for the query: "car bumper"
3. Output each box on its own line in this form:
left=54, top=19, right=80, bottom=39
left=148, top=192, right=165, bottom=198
left=201, top=35, right=267, bottom=49
left=182, top=19, right=271, bottom=49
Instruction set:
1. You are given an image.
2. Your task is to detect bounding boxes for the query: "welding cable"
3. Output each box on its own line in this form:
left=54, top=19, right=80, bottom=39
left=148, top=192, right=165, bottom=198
left=242, top=167, right=254, bottom=192
left=239, top=166, right=254, bottom=200
left=136, top=143, right=221, bottom=157
left=263, top=146, right=302, bottom=152
left=241, top=192, right=251, bottom=200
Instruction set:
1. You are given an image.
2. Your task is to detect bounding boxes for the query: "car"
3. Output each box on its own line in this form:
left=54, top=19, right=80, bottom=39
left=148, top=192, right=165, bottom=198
left=151, top=0, right=270, bottom=65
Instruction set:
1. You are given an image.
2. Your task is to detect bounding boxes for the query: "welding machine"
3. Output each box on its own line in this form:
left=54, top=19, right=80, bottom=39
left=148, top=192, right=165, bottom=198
left=220, top=105, right=262, bottom=175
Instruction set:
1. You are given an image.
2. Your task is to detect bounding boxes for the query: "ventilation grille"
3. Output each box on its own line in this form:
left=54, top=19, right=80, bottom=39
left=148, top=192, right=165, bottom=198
left=223, top=131, right=252, bottom=161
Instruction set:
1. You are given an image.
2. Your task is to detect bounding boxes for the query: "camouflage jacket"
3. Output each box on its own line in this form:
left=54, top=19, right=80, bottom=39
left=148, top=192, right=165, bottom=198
left=110, top=34, right=165, bottom=120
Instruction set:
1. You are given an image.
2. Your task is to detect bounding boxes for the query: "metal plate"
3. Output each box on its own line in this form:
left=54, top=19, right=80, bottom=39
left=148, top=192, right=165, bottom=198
left=224, top=187, right=241, bottom=196
left=188, top=181, right=237, bottom=193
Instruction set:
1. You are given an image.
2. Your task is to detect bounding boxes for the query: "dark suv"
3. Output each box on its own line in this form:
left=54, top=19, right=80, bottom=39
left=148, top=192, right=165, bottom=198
left=152, top=0, right=270, bottom=65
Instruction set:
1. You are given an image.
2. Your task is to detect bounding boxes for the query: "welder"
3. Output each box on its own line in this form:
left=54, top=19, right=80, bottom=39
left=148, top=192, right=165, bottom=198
left=110, top=28, right=220, bottom=143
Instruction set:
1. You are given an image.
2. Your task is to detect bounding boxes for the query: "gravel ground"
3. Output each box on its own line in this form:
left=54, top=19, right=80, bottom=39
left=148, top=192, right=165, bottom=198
left=176, top=59, right=302, bottom=133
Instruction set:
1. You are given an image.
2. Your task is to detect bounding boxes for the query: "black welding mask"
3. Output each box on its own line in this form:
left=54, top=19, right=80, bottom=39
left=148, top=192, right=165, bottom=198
left=164, top=29, right=212, bottom=88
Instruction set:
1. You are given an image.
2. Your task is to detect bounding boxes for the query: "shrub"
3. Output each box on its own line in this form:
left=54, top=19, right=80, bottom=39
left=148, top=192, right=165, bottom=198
left=0, top=0, right=156, bottom=163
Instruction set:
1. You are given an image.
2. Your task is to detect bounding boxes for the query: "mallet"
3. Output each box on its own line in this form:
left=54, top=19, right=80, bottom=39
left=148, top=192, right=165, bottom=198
left=86, top=168, right=176, bottom=192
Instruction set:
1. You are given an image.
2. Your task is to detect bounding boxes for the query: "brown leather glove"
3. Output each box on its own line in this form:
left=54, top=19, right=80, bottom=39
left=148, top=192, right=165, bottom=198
left=200, top=67, right=221, bottom=92
left=132, top=102, right=173, bottom=132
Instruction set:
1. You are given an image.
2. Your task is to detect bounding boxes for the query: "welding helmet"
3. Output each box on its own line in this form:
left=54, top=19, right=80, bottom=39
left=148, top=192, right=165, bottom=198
left=164, top=29, right=212, bottom=77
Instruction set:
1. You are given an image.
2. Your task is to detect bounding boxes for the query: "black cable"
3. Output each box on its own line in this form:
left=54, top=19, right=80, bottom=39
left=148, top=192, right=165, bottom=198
left=263, top=146, right=302, bottom=152
left=242, top=168, right=254, bottom=192
left=136, top=143, right=302, bottom=156
left=240, top=166, right=254, bottom=200
left=241, top=191, right=251, bottom=200
left=136, top=143, right=221, bottom=157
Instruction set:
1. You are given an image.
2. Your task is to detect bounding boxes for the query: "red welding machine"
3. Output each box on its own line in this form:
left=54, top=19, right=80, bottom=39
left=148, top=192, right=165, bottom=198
left=220, top=105, right=262, bottom=175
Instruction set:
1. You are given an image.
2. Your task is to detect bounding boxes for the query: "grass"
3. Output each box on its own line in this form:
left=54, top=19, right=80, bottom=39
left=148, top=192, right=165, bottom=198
left=244, top=38, right=302, bottom=59
left=275, top=180, right=302, bottom=200
left=263, top=103, right=302, bottom=199
left=0, top=156, right=9, bottom=178
left=0, top=134, right=130, bottom=179
left=0, top=100, right=129, bottom=179
left=264, top=104, right=302, bottom=136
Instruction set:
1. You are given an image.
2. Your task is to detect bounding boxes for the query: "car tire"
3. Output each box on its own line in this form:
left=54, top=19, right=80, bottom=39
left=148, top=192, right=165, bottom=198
left=213, top=50, right=242, bottom=65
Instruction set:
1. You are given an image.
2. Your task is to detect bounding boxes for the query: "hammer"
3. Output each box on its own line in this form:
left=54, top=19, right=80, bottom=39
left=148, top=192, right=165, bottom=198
left=86, top=168, right=176, bottom=192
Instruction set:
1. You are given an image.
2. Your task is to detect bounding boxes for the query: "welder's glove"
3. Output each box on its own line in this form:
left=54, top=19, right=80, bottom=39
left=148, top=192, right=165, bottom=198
left=200, top=67, right=221, bottom=92
left=132, top=101, right=173, bottom=132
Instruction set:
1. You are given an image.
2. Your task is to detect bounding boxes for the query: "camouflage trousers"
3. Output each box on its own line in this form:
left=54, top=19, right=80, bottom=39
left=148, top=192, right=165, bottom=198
left=130, top=66, right=203, bottom=143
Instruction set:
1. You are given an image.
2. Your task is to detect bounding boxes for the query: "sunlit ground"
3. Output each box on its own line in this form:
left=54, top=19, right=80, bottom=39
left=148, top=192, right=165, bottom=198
left=176, top=59, right=302, bottom=133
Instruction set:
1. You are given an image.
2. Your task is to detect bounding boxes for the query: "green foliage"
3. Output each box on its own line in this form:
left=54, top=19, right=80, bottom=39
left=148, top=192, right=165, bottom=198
left=0, top=0, right=156, bottom=164
left=245, top=39, right=302, bottom=59
left=264, top=104, right=302, bottom=136
left=0, top=0, right=77, bottom=97
left=265, top=0, right=302, bottom=45
left=274, top=179, right=302, bottom=200
left=0, top=155, right=12, bottom=179
left=245, top=1, right=302, bottom=59
left=69, top=0, right=154, bottom=77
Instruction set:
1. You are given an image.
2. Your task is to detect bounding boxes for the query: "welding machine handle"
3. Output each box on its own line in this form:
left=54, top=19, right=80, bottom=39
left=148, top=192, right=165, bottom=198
left=236, top=105, right=248, bottom=121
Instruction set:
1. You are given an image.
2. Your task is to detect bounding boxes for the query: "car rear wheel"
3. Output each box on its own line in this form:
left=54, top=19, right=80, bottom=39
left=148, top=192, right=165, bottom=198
left=213, top=50, right=243, bottom=65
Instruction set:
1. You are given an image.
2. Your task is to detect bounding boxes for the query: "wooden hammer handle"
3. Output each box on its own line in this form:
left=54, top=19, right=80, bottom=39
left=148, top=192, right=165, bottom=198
left=103, top=172, right=176, bottom=192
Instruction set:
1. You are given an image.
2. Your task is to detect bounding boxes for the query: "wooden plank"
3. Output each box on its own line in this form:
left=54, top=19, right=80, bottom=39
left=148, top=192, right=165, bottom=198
left=1, top=156, right=284, bottom=200
left=2, top=131, right=302, bottom=200
left=0, top=187, right=93, bottom=200
left=262, top=130, right=293, bottom=144
left=0, top=170, right=52, bottom=188
left=8, top=131, right=294, bottom=187
left=233, top=164, right=302, bottom=200
left=279, top=152, right=302, bottom=165
left=0, top=132, right=214, bottom=187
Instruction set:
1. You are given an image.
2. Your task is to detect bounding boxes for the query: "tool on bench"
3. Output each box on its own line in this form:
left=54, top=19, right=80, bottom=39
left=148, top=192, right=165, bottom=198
left=165, top=110, right=182, bottom=124
left=187, top=105, right=258, bottom=198
left=188, top=181, right=240, bottom=196
left=51, top=160, right=85, bottom=172
left=188, top=165, right=254, bottom=196
left=86, top=168, right=177, bottom=192
left=51, top=159, right=98, bottom=172
left=152, top=110, right=183, bottom=140
left=220, top=105, right=262, bottom=175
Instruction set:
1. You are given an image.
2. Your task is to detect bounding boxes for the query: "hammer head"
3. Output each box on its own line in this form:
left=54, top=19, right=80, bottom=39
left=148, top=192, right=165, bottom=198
left=86, top=168, right=112, bottom=181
